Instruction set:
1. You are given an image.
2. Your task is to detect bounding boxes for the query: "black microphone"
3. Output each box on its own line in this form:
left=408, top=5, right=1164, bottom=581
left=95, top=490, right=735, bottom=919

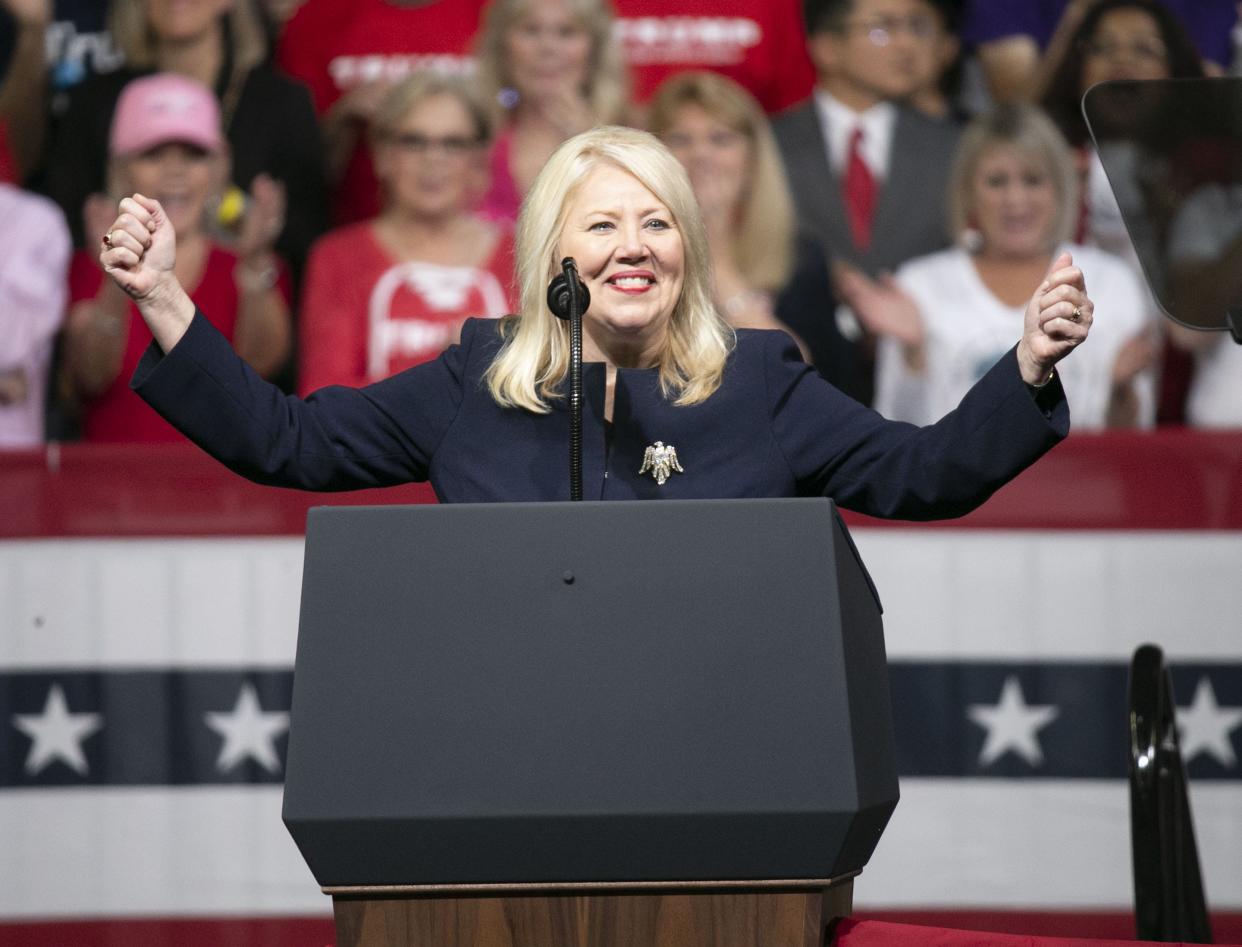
left=546, top=257, right=587, bottom=500
left=547, top=257, right=590, bottom=320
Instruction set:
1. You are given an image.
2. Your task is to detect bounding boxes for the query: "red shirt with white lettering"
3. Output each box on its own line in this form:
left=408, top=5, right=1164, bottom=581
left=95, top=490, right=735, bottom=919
left=613, top=0, right=814, bottom=113
left=276, top=0, right=486, bottom=225
left=298, top=220, right=516, bottom=396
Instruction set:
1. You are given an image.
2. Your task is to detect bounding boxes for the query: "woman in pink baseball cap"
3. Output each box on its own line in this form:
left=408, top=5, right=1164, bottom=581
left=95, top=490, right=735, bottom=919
left=61, top=73, right=292, bottom=443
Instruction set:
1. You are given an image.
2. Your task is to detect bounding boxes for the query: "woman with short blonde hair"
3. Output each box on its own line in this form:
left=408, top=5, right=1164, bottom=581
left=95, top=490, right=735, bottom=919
left=837, top=104, right=1152, bottom=430
left=299, top=72, right=516, bottom=395
left=368, top=72, right=495, bottom=150
left=946, top=106, right=1080, bottom=252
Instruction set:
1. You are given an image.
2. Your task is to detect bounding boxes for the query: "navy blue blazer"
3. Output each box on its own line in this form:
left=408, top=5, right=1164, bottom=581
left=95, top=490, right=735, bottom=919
left=132, top=313, right=1068, bottom=519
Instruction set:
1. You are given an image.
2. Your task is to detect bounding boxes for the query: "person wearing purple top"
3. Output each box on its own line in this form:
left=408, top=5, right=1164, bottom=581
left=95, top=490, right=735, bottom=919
left=962, top=0, right=1235, bottom=102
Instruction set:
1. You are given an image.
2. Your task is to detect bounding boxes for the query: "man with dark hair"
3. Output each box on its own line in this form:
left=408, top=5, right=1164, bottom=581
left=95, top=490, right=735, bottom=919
left=773, top=0, right=960, bottom=403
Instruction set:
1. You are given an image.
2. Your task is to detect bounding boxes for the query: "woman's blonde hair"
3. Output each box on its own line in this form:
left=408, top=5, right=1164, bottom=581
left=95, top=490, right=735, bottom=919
left=948, top=104, right=1081, bottom=251
left=485, top=125, right=733, bottom=413
left=646, top=71, right=795, bottom=293
left=368, top=72, right=496, bottom=148
left=474, top=0, right=629, bottom=126
left=109, top=0, right=268, bottom=77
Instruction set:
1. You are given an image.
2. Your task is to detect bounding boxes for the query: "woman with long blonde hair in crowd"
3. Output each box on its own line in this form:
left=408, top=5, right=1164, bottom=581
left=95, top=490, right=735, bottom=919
left=648, top=72, right=851, bottom=390
left=473, top=0, right=629, bottom=224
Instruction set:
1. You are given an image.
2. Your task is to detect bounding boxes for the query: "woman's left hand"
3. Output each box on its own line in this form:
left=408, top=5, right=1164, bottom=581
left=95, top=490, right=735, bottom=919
left=1016, top=250, right=1093, bottom=386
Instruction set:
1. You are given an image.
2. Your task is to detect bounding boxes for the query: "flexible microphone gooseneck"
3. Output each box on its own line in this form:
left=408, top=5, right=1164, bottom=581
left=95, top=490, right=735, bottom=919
left=547, top=257, right=590, bottom=501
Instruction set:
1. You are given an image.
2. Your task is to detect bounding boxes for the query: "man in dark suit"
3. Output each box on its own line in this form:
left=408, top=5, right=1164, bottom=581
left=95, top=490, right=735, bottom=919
left=774, top=0, right=961, bottom=403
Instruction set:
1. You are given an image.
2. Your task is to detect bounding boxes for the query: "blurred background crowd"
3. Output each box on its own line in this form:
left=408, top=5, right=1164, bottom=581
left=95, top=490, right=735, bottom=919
left=2, top=0, right=1240, bottom=450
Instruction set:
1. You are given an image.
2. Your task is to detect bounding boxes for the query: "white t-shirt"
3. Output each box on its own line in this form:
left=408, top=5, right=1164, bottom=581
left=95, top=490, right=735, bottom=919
left=1166, top=183, right=1242, bottom=427
left=874, top=244, right=1153, bottom=430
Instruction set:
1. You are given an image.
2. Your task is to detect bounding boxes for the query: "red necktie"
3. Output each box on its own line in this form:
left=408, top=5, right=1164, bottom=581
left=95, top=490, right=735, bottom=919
left=1073, top=145, right=1091, bottom=243
left=844, top=126, right=876, bottom=251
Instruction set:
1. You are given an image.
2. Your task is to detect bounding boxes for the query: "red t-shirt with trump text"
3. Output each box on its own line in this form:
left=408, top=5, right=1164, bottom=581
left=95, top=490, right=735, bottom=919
left=276, top=0, right=486, bottom=226
left=298, top=221, right=516, bottom=396
left=614, top=0, right=815, bottom=113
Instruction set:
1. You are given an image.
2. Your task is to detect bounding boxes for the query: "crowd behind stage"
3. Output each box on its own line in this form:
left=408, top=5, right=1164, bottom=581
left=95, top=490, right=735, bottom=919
left=1, top=0, right=1240, bottom=451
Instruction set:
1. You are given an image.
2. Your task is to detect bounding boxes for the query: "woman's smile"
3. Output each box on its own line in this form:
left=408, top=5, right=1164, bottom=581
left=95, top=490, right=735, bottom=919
left=605, top=269, right=657, bottom=293
left=558, top=163, right=686, bottom=363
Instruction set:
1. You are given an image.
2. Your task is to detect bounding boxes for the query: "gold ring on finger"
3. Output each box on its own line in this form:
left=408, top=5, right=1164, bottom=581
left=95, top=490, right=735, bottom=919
left=1072, top=305, right=1083, bottom=322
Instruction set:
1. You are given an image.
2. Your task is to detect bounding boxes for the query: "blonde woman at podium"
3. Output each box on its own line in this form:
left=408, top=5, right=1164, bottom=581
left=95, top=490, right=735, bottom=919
left=99, top=125, right=1092, bottom=516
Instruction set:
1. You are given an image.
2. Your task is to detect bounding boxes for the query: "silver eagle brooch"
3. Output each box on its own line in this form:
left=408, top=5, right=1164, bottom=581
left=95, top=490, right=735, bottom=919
left=639, top=441, right=684, bottom=485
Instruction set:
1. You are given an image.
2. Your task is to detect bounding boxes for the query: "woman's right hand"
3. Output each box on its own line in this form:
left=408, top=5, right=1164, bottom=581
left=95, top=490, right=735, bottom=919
left=100, top=194, right=195, bottom=352
left=535, top=81, right=595, bottom=139
left=100, top=194, right=175, bottom=301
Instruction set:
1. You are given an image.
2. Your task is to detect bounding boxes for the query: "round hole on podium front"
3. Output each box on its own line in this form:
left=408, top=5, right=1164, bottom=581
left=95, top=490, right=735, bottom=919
left=562, top=571, right=575, bottom=585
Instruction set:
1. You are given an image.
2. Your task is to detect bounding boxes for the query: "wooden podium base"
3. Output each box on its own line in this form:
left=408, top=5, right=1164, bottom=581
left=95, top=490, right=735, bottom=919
left=327, top=877, right=855, bottom=947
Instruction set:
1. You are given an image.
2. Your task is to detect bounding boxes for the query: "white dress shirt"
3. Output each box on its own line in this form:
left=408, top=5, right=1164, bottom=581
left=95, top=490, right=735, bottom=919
left=813, top=89, right=896, bottom=181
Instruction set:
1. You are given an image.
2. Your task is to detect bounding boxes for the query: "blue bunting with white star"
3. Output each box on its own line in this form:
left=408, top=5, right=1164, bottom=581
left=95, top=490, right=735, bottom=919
left=4, top=662, right=1238, bottom=788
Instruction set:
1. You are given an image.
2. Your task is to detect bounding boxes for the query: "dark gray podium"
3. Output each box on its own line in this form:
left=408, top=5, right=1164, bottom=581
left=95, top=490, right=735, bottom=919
left=283, top=498, right=898, bottom=947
